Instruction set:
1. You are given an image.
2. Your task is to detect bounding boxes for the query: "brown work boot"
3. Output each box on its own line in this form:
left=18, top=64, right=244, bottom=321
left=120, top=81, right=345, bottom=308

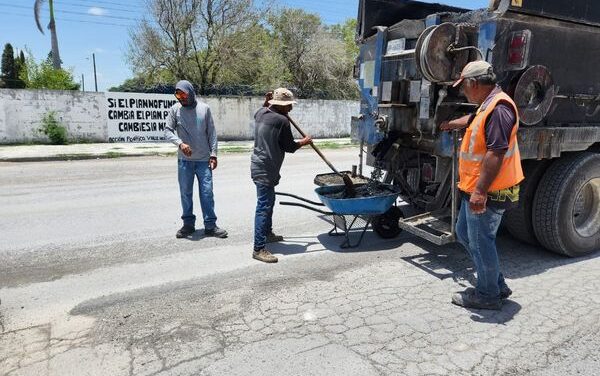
left=451, top=289, right=502, bottom=311
left=253, top=249, right=278, bottom=263
left=266, top=232, right=284, bottom=243
left=176, top=225, right=195, bottom=239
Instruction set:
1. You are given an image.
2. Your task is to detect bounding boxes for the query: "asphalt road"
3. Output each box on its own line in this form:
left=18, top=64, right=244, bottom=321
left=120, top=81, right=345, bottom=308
left=1, top=150, right=599, bottom=376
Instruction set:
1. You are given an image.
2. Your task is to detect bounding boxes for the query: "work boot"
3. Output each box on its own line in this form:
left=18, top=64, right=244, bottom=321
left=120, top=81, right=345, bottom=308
left=451, top=289, right=502, bottom=311
left=464, top=286, right=512, bottom=300
left=205, top=226, right=228, bottom=238
left=266, top=232, right=284, bottom=243
left=176, top=225, right=195, bottom=239
left=253, top=249, right=278, bottom=263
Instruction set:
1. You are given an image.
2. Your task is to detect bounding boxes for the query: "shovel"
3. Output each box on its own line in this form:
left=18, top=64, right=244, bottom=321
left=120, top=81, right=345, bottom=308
left=286, top=115, right=356, bottom=198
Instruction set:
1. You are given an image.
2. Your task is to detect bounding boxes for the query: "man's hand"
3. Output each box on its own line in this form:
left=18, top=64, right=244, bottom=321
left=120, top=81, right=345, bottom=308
left=471, top=150, right=505, bottom=214
left=263, top=92, right=273, bottom=107
left=209, top=157, right=218, bottom=170
left=469, top=189, right=488, bottom=214
left=440, top=114, right=471, bottom=131
left=179, top=143, right=193, bottom=157
left=298, top=136, right=312, bottom=147
left=439, top=121, right=455, bottom=131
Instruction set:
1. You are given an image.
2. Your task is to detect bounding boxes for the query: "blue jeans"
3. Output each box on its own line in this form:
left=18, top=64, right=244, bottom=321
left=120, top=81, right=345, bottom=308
left=178, top=159, right=217, bottom=230
left=456, top=197, right=509, bottom=301
left=254, top=183, right=275, bottom=251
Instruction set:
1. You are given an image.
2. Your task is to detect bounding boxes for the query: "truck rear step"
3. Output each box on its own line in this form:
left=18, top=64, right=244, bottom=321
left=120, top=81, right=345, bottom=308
left=398, top=209, right=455, bottom=245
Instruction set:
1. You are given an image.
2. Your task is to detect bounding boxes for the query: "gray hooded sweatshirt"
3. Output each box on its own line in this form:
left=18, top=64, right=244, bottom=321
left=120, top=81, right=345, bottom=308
left=165, top=80, right=218, bottom=161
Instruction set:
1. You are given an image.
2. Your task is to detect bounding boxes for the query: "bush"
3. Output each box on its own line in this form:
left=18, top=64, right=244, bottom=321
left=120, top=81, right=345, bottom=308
left=20, top=50, right=80, bottom=90
left=39, top=112, right=68, bottom=144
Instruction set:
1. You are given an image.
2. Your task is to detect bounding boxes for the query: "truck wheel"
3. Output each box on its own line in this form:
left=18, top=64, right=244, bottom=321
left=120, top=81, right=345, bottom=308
left=373, top=206, right=403, bottom=239
left=504, top=160, right=550, bottom=245
left=533, top=152, right=600, bottom=257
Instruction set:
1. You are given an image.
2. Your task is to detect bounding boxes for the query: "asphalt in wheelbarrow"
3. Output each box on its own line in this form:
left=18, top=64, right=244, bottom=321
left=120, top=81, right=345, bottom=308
left=315, top=183, right=400, bottom=216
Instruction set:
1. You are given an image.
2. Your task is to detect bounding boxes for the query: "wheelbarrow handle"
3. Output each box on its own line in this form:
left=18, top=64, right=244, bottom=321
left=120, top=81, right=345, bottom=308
left=279, top=201, right=333, bottom=216
left=275, top=192, right=325, bottom=206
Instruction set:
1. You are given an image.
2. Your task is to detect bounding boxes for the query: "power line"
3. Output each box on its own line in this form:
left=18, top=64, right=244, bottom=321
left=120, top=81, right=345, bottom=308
left=1, top=11, right=135, bottom=28
left=60, top=0, right=145, bottom=8
left=55, top=1, right=140, bottom=14
left=0, top=3, right=146, bottom=22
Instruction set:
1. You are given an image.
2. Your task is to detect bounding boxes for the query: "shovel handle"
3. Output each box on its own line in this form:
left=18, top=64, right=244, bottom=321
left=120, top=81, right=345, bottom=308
left=286, top=115, right=341, bottom=174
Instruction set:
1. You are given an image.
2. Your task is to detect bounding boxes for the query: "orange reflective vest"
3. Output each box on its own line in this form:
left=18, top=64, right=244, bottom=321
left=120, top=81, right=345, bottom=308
left=458, top=91, right=524, bottom=193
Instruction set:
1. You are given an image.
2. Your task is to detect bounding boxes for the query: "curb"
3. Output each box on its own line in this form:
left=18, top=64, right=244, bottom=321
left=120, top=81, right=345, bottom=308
left=0, top=140, right=355, bottom=162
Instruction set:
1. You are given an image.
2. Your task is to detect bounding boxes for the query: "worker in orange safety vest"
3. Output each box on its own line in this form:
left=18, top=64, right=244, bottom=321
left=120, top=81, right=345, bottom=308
left=441, top=60, right=524, bottom=311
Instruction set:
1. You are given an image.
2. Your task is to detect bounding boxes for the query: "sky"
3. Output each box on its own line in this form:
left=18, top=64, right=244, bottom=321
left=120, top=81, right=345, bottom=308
left=0, top=0, right=488, bottom=92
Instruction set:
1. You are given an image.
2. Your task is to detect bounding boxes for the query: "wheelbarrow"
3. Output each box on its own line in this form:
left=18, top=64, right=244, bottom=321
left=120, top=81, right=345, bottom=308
left=277, top=184, right=403, bottom=248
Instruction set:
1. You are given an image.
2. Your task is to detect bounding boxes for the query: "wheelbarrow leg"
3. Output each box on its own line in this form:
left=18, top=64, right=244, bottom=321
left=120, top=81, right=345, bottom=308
left=328, top=214, right=346, bottom=241
left=326, top=215, right=370, bottom=249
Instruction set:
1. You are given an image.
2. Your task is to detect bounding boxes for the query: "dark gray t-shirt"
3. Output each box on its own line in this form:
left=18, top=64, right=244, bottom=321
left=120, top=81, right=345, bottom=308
left=479, top=86, right=517, bottom=152
left=251, top=108, right=300, bottom=187
left=485, top=102, right=516, bottom=152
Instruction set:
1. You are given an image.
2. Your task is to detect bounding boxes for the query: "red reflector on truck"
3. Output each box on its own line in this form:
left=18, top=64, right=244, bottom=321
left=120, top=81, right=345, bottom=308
left=507, top=30, right=532, bottom=70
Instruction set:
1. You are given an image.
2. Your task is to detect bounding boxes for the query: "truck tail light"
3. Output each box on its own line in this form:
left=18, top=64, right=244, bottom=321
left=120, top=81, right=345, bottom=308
left=507, top=30, right=531, bottom=70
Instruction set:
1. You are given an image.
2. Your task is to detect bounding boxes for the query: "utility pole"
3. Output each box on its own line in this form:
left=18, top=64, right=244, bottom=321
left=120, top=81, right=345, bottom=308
left=81, top=74, right=85, bottom=91
left=92, top=53, right=98, bottom=92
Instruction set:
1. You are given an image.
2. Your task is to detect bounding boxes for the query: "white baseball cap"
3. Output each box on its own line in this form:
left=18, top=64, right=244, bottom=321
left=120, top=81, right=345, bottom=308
left=452, top=60, right=494, bottom=87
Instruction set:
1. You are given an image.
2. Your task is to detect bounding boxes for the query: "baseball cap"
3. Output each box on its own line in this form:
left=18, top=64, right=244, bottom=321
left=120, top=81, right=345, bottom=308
left=452, top=60, right=494, bottom=87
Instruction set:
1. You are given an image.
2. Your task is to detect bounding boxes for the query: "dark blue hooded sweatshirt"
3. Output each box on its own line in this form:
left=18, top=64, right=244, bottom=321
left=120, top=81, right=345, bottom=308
left=165, top=80, right=218, bottom=161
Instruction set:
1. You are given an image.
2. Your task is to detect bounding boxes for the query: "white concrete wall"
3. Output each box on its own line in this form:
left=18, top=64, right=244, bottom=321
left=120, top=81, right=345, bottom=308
left=0, top=89, right=107, bottom=143
left=0, top=89, right=359, bottom=144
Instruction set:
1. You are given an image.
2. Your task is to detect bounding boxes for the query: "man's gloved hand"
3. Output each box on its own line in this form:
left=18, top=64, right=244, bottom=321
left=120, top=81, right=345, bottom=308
left=209, top=157, right=218, bottom=170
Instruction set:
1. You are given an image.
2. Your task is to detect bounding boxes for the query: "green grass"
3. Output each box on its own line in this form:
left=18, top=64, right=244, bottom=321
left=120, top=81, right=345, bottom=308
left=56, top=153, right=93, bottom=159
left=312, top=141, right=353, bottom=149
left=221, top=146, right=253, bottom=153
left=105, top=151, right=126, bottom=158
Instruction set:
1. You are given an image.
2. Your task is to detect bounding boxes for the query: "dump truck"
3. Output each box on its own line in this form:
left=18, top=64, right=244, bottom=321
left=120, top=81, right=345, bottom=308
left=353, top=0, right=600, bottom=256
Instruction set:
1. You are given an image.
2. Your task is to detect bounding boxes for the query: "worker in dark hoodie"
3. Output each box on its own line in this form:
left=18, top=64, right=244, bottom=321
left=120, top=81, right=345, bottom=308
left=165, top=80, right=228, bottom=239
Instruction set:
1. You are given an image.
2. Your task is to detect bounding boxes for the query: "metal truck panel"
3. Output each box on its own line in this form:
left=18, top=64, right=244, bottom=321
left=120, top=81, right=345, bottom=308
left=494, top=13, right=600, bottom=126
left=357, top=0, right=467, bottom=40
left=509, top=0, right=600, bottom=27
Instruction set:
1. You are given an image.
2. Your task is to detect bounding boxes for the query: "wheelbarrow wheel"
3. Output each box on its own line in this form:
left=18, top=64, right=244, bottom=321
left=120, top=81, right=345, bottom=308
left=372, top=206, right=403, bottom=239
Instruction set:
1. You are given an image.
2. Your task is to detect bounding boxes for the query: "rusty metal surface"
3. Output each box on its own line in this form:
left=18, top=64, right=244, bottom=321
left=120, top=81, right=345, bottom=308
left=508, top=0, right=600, bottom=27
left=419, top=23, right=469, bottom=83
left=496, top=14, right=600, bottom=126
left=514, top=65, right=556, bottom=126
left=518, top=127, right=600, bottom=159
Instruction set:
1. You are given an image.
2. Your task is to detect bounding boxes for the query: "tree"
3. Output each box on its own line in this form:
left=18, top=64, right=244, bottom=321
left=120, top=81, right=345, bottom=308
left=123, top=4, right=358, bottom=99
left=1, top=44, right=26, bottom=88
left=270, top=9, right=358, bottom=99
left=20, top=51, right=79, bottom=90
left=34, top=0, right=62, bottom=70
left=216, top=24, right=289, bottom=91
left=330, top=19, right=360, bottom=60
left=17, top=50, right=28, bottom=85
left=1, top=44, right=17, bottom=81
left=128, top=0, right=262, bottom=94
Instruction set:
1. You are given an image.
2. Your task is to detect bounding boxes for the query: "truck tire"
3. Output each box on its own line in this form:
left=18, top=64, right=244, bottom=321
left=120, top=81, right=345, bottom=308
left=372, top=206, right=403, bottom=239
left=533, top=152, right=600, bottom=257
left=504, top=160, right=550, bottom=245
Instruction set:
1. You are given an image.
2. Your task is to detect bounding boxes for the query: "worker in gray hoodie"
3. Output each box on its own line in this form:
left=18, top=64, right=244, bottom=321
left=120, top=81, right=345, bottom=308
left=165, top=80, right=228, bottom=239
